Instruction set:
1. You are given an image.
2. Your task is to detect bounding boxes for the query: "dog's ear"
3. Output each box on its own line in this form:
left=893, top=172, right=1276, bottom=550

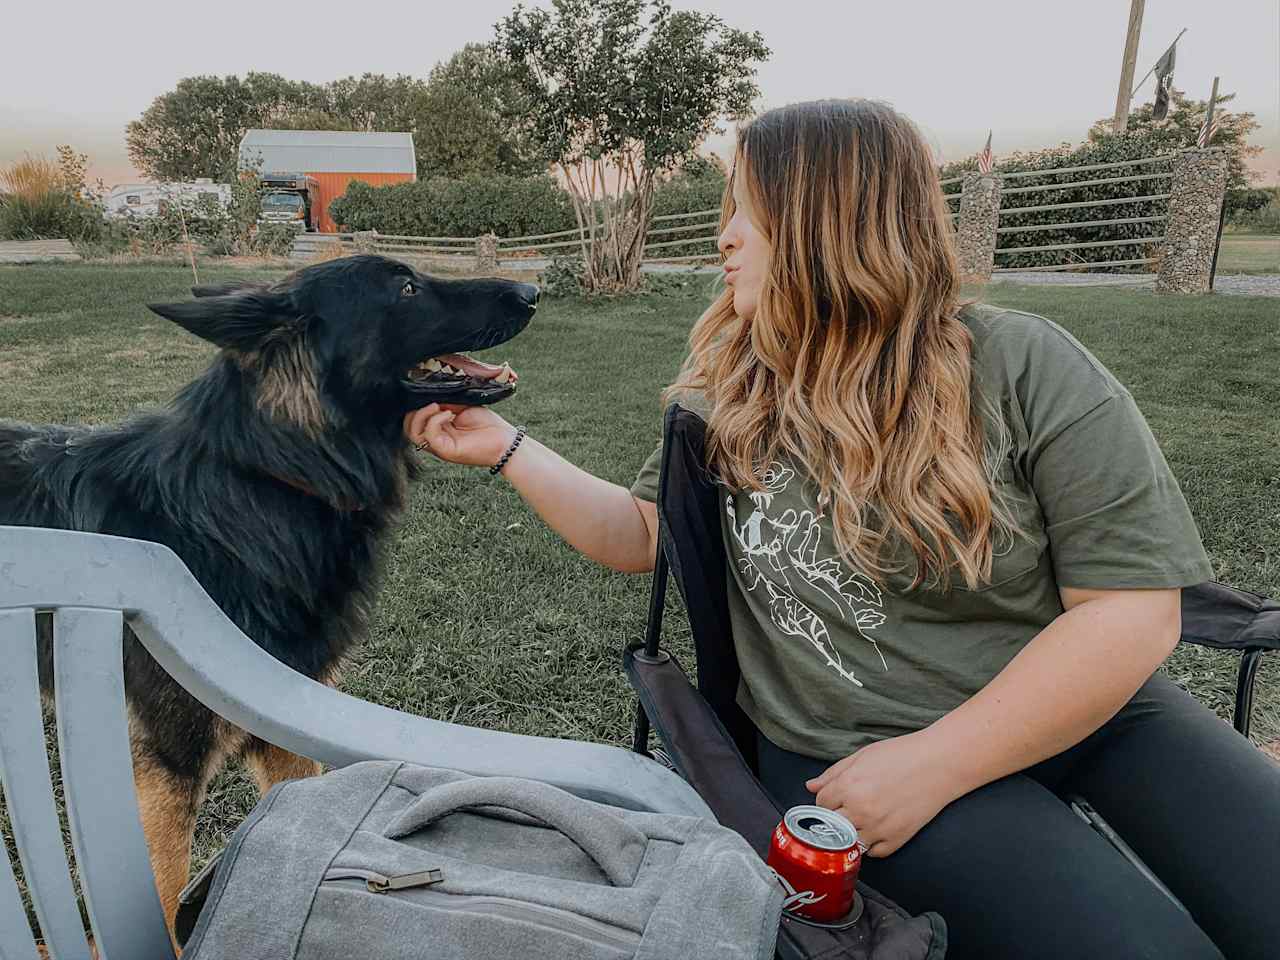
left=190, top=279, right=268, bottom=299
left=147, top=291, right=298, bottom=351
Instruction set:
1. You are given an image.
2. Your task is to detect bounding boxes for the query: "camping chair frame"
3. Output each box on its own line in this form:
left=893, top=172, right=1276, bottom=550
left=0, top=525, right=711, bottom=960
left=623, top=402, right=1280, bottom=959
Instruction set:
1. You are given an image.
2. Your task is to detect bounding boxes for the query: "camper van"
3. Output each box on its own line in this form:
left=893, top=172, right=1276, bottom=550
left=104, top=180, right=231, bottom=220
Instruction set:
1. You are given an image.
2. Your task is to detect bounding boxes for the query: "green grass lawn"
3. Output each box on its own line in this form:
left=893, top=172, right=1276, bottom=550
left=1217, top=234, right=1280, bottom=275
left=1, top=261, right=1277, bottom=882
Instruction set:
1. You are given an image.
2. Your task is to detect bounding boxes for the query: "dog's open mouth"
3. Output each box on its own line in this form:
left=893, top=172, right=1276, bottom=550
left=402, top=353, right=519, bottom=408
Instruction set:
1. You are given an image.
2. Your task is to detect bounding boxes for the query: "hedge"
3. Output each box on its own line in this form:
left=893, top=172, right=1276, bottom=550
left=328, top=175, right=576, bottom=238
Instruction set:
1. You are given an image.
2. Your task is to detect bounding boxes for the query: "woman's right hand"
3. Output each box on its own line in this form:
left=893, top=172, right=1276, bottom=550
left=403, top=403, right=516, bottom=468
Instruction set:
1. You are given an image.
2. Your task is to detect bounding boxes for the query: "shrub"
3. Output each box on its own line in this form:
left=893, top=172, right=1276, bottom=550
left=538, top=255, right=585, bottom=298
left=1226, top=187, right=1280, bottom=233
left=330, top=175, right=575, bottom=239
left=0, top=149, right=106, bottom=243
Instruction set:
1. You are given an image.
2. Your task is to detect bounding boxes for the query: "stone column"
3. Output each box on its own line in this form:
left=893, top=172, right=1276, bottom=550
left=1157, top=149, right=1229, bottom=294
left=956, top=174, right=1002, bottom=283
left=474, top=233, right=498, bottom=273
left=353, top=230, right=378, bottom=254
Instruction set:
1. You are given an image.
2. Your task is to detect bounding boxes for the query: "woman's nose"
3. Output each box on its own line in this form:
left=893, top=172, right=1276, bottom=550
left=717, top=227, right=735, bottom=256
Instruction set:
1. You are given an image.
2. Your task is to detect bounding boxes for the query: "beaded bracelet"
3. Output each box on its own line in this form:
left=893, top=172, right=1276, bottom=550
left=490, top=426, right=527, bottom=476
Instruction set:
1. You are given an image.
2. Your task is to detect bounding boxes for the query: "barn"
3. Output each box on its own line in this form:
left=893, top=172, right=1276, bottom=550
left=238, top=130, right=417, bottom=233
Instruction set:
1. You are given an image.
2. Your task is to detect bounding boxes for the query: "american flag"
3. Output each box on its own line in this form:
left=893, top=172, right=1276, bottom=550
left=977, top=131, right=994, bottom=174
left=1196, top=114, right=1224, bottom=149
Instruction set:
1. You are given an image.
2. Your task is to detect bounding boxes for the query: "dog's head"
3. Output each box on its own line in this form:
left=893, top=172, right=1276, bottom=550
left=148, top=255, right=537, bottom=432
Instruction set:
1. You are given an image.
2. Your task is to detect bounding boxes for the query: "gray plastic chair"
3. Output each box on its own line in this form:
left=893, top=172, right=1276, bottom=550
left=0, top=525, right=712, bottom=960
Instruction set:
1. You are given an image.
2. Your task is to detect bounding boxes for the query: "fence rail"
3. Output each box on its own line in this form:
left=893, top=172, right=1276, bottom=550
left=997, top=214, right=1167, bottom=234
left=993, top=257, right=1157, bottom=273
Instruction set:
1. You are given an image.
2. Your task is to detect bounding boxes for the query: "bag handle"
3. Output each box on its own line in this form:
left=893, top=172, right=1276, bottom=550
left=383, top=777, right=647, bottom=887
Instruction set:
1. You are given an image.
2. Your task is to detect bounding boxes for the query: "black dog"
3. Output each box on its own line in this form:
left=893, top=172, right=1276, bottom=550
left=0, top=254, right=536, bottom=927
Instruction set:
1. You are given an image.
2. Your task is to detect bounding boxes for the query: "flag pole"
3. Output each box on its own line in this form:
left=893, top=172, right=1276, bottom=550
left=1113, top=0, right=1145, bottom=132
left=1205, top=76, right=1226, bottom=291
left=1129, top=28, right=1187, bottom=100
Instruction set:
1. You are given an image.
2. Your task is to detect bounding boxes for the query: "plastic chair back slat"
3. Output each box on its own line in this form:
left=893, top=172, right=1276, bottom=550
left=0, top=607, right=92, bottom=960
left=53, top=608, right=174, bottom=959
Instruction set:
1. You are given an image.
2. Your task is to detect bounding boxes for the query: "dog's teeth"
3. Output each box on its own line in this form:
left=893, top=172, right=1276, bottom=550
left=425, top=358, right=443, bottom=372
left=494, top=363, right=513, bottom=384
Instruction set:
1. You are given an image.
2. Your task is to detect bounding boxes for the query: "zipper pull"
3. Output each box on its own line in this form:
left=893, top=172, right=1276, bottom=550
left=367, top=869, right=444, bottom=893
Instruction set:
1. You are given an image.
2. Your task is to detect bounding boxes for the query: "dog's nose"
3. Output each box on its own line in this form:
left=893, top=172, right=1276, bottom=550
left=515, top=284, right=540, bottom=308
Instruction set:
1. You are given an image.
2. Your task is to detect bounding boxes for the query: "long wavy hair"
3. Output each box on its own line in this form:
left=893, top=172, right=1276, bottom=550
left=668, top=99, right=1025, bottom=592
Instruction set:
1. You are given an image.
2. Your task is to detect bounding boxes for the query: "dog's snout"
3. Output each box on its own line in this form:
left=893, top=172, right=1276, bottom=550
left=515, top=284, right=540, bottom=308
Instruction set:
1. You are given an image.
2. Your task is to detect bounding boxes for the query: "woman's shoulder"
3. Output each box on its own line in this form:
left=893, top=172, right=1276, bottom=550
left=957, top=302, right=1128, bottom=442
left=959, top=302, right=1124, bottom=402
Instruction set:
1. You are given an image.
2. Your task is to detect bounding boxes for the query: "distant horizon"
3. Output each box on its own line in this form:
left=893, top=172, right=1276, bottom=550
left=2, top=0, right=1277, bottom=188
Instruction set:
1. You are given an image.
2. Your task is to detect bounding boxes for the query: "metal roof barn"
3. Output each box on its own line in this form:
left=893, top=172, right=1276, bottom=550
left=238, top=130, right=417, bottom=233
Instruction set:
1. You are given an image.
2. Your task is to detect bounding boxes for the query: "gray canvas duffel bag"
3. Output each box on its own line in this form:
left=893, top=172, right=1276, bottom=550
left=178, top=759, right=784, bottom=959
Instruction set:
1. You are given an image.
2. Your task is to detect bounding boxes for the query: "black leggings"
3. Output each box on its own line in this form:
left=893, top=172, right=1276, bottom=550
left=756, top=673, right=1280, bottom=960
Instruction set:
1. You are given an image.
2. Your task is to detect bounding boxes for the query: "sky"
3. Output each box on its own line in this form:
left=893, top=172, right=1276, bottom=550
left=1, top=0, right=1277, bottom=187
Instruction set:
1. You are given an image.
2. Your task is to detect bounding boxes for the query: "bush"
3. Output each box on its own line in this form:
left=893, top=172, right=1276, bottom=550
left=1226, top=187, right=1280, bottom=233
left=0, top=150, right=106, bottom=243
left=330, top=175, right=575, bottom=238
left=538, top=255, right=586, bottom=298
left=941, top=132, right=1187, bottom=271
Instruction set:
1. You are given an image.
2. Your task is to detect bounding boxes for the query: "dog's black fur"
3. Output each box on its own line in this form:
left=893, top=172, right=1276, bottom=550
left=0, top=254, right=535, bottom=920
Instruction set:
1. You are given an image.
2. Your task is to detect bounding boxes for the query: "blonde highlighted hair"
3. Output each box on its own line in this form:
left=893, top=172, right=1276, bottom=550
left=669, top=99, right=1023, bottom=592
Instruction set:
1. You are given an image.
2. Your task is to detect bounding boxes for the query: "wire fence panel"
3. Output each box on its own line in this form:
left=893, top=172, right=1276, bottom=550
left=997, top=214, right=1167, bottom=234
left=999, top=171, right=1171, bottom=196
left=996, top=235, right=1164, bottom=256
left=992, top=257, right=1157, bottom=273
left=999, top=193, right=1172, bottom=217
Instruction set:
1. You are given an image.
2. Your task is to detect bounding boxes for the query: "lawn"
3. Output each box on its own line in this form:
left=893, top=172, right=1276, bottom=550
left=1217, top=234, right=1280, bottom=275
left=1, top=260, right=1277, bottom=881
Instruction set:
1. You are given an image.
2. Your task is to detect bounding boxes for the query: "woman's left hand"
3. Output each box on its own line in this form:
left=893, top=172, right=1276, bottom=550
left=806, top=730, right=963, bottom=858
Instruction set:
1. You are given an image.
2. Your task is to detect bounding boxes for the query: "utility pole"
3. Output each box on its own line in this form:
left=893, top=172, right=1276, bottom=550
left=1113, top=0, right=1146, bottom=132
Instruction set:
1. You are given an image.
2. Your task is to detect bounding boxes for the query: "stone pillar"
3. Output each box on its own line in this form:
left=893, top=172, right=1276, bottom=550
left=1157, top=149, right=1229, bottom=294
left=353, top=230, right=378, bottom=254
left=956, top=173, right=1002, bottom=283
left=474, top=232, right=498, bottom=273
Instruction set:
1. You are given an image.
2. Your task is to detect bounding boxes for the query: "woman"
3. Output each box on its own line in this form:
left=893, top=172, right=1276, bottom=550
left=405, top=100, right=1278, bottom=959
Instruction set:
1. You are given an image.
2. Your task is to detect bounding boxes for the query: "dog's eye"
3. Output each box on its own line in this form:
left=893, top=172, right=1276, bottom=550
left=401, top=280, right=415, bottom=296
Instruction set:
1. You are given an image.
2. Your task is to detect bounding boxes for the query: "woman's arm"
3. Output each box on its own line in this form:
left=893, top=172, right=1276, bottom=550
left=404, top=403, right=658, bottom=574
left=808, top=587, right=1181, bottom=856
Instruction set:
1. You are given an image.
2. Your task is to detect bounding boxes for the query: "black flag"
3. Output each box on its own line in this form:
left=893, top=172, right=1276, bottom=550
left=1153, top=42, right=1177, bottom=121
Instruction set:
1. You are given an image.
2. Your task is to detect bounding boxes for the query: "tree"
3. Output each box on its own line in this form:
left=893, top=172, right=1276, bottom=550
left=495, top=0, right=768, bottom=293
left=126, top=73, right=323, bottom=181
left=425, top=44, right=543, bottom=177
left=1087, top=86, right=1263, bottom=191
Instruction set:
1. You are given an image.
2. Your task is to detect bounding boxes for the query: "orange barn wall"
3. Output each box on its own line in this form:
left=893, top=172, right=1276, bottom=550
left=308, top=171, right=414, bottom=233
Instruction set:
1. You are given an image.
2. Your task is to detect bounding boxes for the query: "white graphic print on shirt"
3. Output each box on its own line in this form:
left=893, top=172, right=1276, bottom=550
left=726, top=463, right=887, bottom=688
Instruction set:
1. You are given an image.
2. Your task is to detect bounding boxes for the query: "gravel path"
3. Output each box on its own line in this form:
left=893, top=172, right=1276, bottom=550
left=991, top=271, right=1280, bottom=297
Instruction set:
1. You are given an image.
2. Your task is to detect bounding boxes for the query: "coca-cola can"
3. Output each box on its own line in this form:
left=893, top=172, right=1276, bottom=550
left=766, top=805, right=861, bottom=923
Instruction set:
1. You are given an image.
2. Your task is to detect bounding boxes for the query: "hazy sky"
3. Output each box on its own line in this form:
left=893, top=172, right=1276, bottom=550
left=2, top=0, right=1276, bottom=186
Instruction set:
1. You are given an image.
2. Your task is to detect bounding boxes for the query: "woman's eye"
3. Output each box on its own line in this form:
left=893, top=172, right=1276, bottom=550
left=401, top=280, right=414, bottom=296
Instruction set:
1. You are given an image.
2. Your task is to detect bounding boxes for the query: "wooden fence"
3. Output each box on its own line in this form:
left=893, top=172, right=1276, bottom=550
left=294, top=150, right=1220, bottom=287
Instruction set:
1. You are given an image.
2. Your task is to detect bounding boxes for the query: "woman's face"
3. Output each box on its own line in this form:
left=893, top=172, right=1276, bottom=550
left=718, top=166, right=770, bottom=320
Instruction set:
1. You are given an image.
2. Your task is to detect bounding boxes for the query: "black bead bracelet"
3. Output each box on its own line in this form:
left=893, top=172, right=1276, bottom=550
left=490, top=426, right=527, bottom=476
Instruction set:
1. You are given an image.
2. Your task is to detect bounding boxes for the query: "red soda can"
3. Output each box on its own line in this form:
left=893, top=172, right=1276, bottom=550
left=766, top=805, right=861, bottom=923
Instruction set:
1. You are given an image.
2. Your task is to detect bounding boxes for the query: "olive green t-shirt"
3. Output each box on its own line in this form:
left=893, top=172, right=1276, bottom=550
left=630, top=304, right=1213, bottom=760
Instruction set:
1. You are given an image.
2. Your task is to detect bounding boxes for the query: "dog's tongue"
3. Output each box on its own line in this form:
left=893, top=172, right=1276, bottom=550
left=437, top=353, right=506, bottom=380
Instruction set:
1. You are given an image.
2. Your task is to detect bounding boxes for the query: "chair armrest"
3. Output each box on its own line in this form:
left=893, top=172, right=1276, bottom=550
left=0, top=526, right=713, bottom=819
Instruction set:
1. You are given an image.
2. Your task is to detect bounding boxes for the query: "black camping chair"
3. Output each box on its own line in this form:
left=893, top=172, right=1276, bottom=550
left=624, top=404, right=1279, bottom=960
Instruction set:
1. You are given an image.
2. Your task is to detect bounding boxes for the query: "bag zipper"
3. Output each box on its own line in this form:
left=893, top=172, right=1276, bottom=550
left=322, top=867, right=444, bottom=893
left=321, top=872, right=641, bottom=948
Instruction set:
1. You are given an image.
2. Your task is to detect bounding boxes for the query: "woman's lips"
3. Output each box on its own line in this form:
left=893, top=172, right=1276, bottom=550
left=724, top=266, right=739, bottom=284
